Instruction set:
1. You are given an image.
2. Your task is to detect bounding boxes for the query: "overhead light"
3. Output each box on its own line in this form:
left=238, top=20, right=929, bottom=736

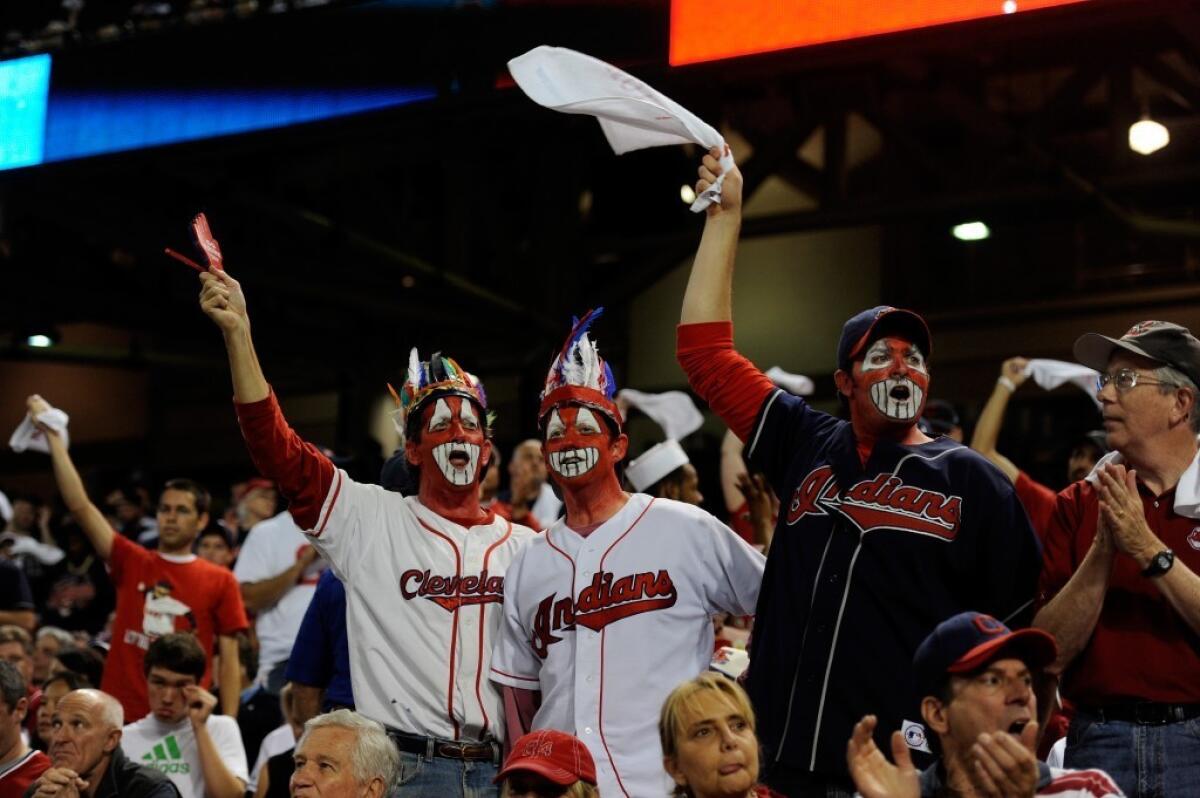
left=1002, top=1, right=1017, bottom=13
left=25, top=334, right=54, bottom=348
left=680, top=184, right=697, bottom=205
left=1129, top=116, right=1169, bottom=155
left=952, top=221, right=990, bottom=241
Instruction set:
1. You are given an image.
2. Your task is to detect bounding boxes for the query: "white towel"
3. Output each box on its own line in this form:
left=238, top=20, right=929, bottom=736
left=9, top=407, right=69, bottom=454
left=1025, top=359, right=1100, bottom=408
left=1084, top=447, right=1200, bottom=520
left=765, top=366, right=815, bottom=397
left=616, top=389, right=704, bottom=440
left=508, top=45, right=734, bottom=212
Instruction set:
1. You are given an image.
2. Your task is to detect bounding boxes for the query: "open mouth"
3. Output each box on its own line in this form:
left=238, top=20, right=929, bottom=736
left=1008, top=719, right=1029, bottom=734
left=869, top=378, right=924, bottom=421
left=548, top=447, right=599, bottom=478
left=432, top=442, right=480, bottom=486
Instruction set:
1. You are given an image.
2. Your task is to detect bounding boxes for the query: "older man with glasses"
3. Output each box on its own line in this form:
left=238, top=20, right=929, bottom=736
left=1034, top=320, right=1200, bottom=798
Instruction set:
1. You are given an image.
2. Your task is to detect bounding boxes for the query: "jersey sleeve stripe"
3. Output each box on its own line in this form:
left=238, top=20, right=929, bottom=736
left=1041, top=770, right=1123, bottom=796
left=312, top=470, right=344, bottom=538
left=746, top=389, right=784, bottom=461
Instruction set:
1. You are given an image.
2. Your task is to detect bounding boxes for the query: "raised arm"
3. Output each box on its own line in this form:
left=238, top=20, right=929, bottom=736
left=969, top=358, right=1029, bottom=484
left=676, top=150, right=776, bottom=440
left=197, top=266, right=333, bottom=529
left=680, top=146, right=742, bottom=325
left=27, top=395, right=114, bottom=561
left=198, top=269, right=269, bottom=404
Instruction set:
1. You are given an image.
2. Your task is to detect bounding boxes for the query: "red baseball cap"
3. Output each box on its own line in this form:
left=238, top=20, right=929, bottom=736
left=494, top=729, right=597, bottom=786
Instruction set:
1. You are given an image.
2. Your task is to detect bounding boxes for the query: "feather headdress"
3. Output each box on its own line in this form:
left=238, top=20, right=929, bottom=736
left=538, top=308, right=622, bottom=428
left=388, top=348, right=491, bottom=441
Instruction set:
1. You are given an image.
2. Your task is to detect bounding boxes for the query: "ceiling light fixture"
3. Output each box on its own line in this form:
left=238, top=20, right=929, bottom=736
left=1128, top=115, right=1169, bottom=155
left=952, top=221, right=990, bottom=241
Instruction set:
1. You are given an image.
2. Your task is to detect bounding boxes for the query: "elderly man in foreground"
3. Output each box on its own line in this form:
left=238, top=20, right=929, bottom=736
left=1035, top=320, right=1200, bottom=798
left=290, top=710, right=398, bottom=798
left=27, top=688, right=179, bottom=798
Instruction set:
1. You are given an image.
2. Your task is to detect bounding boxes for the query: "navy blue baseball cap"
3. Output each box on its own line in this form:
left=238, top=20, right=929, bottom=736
left=912, top=612, right=1057, bottom=699
left=837, top=306, right=932, bottom=373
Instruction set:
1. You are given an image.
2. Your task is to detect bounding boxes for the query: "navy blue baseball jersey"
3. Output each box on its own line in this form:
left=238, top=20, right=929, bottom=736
left=744, top=389, right=1042, bottom=780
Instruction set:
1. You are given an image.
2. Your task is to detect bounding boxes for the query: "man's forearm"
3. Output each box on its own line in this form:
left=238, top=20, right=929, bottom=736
left=0, top=610, right=35, bottom=631
left=46, top=435, right=114, bottom=560
left=241, top=562, right=306, bottom=613
left=969, top=383, right=1019, bottom=484
left=218, top=635, right=241, bottom=717
left=680, top=213, right=740, bottom=325
left=291, top=683, right=323, bottom=728
left=223, top=325, right=270, bottom=404
left=1145, top=558, right=1200, bottom=637
left=1033, top=541, right=1114, bottom=672
left=193, top=721, right=246, bottom=798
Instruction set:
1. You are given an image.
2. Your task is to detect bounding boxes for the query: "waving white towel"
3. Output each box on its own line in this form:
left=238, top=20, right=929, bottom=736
left=9, top=407, right=69, bottom=454
left=508, top=45, right=734, bottom=212
left=1025, top=359, right=1100, bottom=408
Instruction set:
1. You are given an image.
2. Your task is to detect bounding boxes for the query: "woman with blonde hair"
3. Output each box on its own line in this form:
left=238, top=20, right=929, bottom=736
left=494, top=729, right=599, bottom=798
left=660, top=673, right=785, bottom=798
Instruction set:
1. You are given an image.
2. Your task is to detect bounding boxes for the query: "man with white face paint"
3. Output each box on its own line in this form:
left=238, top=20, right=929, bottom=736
left=675, top=148, right=1042, bottom=797
left=197, top=247, right=535, bottom=796
left=490, top=309, right=765, bottom=798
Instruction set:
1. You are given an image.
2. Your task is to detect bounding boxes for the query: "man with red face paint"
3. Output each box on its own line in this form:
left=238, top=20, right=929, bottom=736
left=490, top=310, right=765, bottom=798
left=197, top=260, right=535, bottom=796
left=675, top=148, right=1042, bottom=798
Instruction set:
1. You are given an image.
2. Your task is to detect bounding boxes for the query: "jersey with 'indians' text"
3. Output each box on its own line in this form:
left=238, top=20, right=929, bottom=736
left=489, top=494, right=765, bottom=798
left=745, top=389, right=1041, bottom=780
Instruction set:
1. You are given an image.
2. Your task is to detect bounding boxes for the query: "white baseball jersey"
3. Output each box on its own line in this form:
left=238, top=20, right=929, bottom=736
left=489, top=493, right=765, bottom=798
left=309, top=470, right=536, bottom=741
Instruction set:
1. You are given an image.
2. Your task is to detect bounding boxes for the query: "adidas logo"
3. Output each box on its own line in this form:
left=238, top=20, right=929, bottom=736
left=142, top=735, right=191, bottom=774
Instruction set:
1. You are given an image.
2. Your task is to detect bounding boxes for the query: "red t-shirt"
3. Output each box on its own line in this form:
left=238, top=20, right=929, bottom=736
left=1014, top=470, right=1058, bottom=542
left=102, top=535, right=249, bottom=720
left=0, top=749, right=50, bottom=798
left=1039, top=478, right=1200, bottom=705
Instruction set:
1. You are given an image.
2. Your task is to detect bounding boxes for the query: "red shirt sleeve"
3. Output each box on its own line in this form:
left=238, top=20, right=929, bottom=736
left=1013, top=470, right=1059, bottom=543
left=1037, top=481, right=1091, bottom=608
left=676, top=322, right=776, bottom=442
left=108, top=533, right=140, bottom=583
left=214, top=568, right=250, bottom=635
left=235, top=391, right=335, bottom=531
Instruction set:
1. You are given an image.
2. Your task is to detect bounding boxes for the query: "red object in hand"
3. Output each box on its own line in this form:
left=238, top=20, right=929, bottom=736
left=192, top=212, right=224, bottom=271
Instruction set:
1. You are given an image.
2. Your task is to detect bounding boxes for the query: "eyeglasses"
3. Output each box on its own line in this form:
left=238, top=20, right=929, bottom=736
left=1096, top=368, right=1168, bottom=393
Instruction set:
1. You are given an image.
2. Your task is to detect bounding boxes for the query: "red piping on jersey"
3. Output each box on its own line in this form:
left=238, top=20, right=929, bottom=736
left=545, top=529, right=578, bottom=603
left=593, top=498, right=655, bottom=798
left=597, top=626, right=631, bottom=798
left=417, top=516, right=463, bottom=740
left=489, top=666, right=540, bottom=685
left=313, top=471, right=343, bottom=538
left=474, top=519, right=513, bottom=740
left=598, top=498, right=656, bottom=570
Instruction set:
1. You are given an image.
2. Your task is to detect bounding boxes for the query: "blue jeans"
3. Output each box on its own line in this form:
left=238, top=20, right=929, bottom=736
left=389, top=750, right=499, bottom=798
left=1065, top=710, right=1200, bottom=798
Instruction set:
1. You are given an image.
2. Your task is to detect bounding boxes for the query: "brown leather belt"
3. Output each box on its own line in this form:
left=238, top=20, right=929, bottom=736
left=386, top=729, right=499, bottom=762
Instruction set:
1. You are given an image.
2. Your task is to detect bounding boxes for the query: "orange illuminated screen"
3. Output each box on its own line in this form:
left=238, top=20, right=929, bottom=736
left=670, top=0, right=1089, bottom=65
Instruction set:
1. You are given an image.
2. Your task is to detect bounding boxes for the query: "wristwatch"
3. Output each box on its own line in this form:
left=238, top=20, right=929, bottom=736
left=1141, top=549, right=1175, bottom=578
